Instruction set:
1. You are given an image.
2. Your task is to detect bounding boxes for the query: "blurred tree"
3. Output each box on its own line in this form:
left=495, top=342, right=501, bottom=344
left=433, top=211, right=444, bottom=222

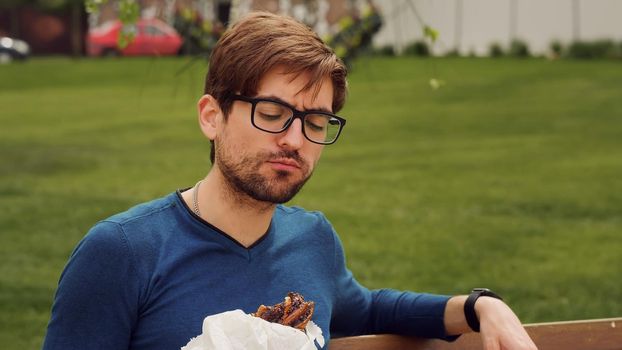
left=44, top=0, right=86, bottom=56
left=173, top=6, right=223, bottom=56
left=325, top=4, right=383, bottom=68
left=84, top=0, right=139, bottom=48
left=0, top=0, right=85, bottom=56
left=0, top=0, right=33, bottom=37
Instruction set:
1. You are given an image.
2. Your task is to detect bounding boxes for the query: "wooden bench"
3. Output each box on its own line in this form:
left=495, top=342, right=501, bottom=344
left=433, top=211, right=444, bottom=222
left=329, top=317, right=622, bottom=350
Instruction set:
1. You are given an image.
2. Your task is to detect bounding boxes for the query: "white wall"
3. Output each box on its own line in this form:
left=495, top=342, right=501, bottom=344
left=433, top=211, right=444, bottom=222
left=372, top=0, right=622, bottom=55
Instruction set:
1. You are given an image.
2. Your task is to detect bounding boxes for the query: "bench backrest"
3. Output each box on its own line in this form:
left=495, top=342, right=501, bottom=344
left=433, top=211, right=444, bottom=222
left=328, top=317, right=622, bottom=350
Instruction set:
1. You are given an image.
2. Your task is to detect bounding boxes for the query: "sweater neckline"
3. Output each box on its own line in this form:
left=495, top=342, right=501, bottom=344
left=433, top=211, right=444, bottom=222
left=174, top=190, right=274, bottom=260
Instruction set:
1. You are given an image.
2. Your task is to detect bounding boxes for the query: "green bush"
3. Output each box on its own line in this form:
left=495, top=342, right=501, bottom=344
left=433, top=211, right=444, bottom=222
left=549, top=40, right=564, bottom=58
left=488, top=42, right=504, bottom=57
left=509, top=39, right=530, bottom=58
left=567, top=40, right=620, bottom=59
left=444, top=49, right=461, bottom=57
left=372, top=45, right=396, bottom=56
left=404, top=40, right=430, bottom=56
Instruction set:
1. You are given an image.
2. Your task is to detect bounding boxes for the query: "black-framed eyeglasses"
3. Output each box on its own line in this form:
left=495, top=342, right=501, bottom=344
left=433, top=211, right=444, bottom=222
left=232, top=95, right=346, bottom=145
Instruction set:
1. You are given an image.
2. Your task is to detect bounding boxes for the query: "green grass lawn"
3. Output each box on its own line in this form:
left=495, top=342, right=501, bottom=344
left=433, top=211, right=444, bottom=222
left=1, top=56, right=621, bottom=348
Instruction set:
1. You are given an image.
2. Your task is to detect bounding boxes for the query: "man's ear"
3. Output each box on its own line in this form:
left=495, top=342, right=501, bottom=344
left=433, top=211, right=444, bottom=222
left=197, top=94, right=222, bottom=141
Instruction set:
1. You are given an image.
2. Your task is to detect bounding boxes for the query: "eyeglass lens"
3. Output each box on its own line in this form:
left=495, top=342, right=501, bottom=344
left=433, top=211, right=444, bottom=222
left=254, top=101, right=341, bottom=144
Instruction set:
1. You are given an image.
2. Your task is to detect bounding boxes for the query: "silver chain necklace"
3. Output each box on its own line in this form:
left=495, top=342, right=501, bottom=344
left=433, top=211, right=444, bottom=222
left=192, top=180, right=202, bottom=217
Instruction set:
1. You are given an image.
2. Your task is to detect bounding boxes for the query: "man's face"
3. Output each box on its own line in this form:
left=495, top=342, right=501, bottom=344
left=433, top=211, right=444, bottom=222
left=214, top=67, right=333, bottom=204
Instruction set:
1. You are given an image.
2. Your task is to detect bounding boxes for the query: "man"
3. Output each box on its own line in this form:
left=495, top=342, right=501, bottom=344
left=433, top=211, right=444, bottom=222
left=43, top=12, right=537, bottom=350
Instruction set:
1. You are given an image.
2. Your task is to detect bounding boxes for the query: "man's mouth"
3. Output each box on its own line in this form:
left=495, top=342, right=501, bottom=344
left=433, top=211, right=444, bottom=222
left=267, top=158, right=302, bottom=172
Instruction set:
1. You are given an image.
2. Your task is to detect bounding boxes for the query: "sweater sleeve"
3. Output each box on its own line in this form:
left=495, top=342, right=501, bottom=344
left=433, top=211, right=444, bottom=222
left=329, top=227, right=458, bottom=341
left=43, top=221, right=141, bottom=350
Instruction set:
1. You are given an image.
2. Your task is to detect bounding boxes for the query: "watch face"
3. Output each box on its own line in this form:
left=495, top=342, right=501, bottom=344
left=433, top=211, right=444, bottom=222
left=473, top=288, right=502, bottom=300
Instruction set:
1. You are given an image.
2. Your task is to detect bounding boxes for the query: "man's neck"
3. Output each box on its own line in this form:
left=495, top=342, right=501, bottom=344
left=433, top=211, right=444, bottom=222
left=182, top=169, right=276, bottom=248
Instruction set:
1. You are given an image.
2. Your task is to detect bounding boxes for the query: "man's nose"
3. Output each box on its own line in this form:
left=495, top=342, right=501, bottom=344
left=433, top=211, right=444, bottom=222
left=277, top=118, right=305, bottom=150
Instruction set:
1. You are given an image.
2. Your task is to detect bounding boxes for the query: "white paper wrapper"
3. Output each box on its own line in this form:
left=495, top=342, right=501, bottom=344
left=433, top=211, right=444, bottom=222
left=181, top=310, right=325, bottom=350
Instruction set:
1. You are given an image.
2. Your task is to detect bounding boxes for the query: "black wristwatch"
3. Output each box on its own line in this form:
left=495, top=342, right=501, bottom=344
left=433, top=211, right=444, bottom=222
left=464, top=288, right=503, bottom=332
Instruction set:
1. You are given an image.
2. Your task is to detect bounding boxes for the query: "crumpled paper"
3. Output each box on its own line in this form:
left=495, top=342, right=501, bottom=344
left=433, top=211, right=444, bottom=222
left=181, top=309, right=325, bottom=350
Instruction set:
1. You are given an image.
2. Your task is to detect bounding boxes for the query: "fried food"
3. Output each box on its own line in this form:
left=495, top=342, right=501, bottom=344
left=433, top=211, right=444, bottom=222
left=252, top=292, right=315, bottom=330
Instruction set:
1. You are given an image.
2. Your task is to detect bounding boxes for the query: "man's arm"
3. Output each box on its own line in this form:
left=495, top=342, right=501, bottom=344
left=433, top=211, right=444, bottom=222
left=43, top=221, right=139, bottom=350
left=444, top=295, right=538, bottom=350
left=328, top=223, right=457, bottom=340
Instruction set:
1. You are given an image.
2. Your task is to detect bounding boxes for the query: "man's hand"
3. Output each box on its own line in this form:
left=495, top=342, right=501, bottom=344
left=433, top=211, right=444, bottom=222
left=476, top=296, right=537, bottom=350
left=444, top=295, right=538, bottom=350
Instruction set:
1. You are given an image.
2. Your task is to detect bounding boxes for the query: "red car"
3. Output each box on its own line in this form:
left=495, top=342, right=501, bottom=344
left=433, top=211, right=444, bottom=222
left=87, top=18, right=183, bottom=56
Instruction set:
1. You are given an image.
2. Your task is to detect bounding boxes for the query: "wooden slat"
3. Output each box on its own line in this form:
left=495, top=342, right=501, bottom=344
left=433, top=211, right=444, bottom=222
left=329, top=317, right=622, bottom=350
left=524, top=318, right=622, bottom=350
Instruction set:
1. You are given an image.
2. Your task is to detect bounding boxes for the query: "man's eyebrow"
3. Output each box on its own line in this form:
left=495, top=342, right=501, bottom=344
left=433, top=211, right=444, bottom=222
left=257, top=94, right=333, bottom=114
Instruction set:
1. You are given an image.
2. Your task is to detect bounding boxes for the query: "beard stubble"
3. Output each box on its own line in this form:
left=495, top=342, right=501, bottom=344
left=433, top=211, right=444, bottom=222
left=216, top=139, right=313, bottom=204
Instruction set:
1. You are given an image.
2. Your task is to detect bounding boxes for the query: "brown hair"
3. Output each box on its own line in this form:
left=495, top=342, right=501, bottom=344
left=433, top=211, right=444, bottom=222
left=204, top=11, right=348, bottom=163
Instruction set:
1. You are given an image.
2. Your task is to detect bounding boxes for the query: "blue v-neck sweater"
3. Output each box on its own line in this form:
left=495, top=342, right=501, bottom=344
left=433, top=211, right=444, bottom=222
left=43, top=191, right=455, bottom=349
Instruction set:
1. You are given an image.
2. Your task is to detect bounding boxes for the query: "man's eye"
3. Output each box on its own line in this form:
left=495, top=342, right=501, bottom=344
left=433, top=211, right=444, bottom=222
left=258, top=112, right=283, bottom=121
left=305, top=118, right=326, bottom=132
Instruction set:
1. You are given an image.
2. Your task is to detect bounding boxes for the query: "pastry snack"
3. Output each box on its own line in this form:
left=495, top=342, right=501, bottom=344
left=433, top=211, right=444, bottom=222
left=252, top=292, right=315, bottom=330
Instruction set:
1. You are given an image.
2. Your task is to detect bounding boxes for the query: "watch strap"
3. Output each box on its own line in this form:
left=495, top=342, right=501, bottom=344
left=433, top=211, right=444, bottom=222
left=464, top=288, right=503, bottom=332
